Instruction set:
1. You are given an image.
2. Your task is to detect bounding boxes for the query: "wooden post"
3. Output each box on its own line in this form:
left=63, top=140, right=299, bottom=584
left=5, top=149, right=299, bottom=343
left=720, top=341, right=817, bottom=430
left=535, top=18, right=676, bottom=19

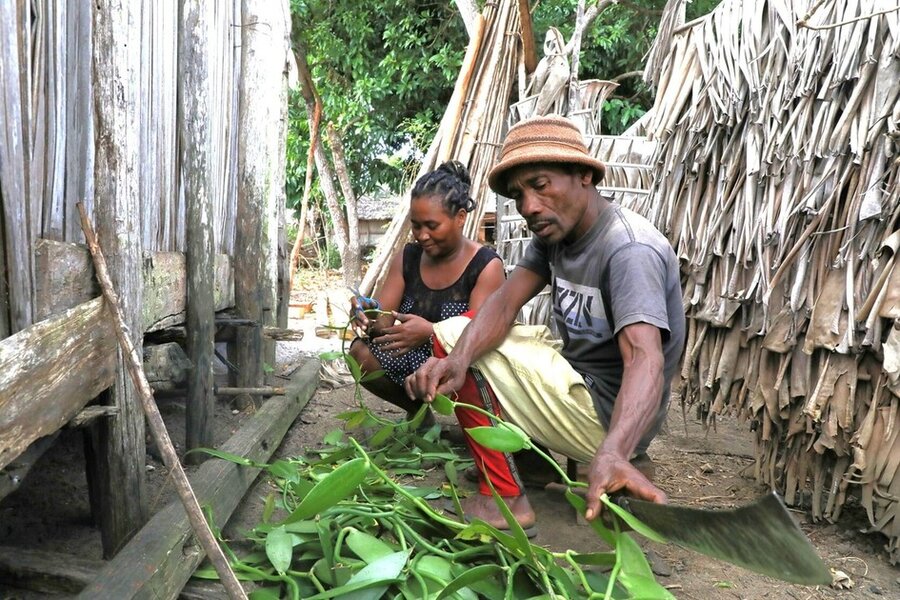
left=235, top=0, right=288, bottom=396
left=89, top=0, right=147, bottom=556
left=77, top=203, right=247, bottom=600
left=178, top=0, right=216, bottom=458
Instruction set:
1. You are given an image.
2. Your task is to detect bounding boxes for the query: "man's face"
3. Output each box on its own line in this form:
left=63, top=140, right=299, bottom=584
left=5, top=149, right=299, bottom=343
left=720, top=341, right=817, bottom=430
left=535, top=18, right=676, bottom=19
left=504, top=163, right=594, bottom=244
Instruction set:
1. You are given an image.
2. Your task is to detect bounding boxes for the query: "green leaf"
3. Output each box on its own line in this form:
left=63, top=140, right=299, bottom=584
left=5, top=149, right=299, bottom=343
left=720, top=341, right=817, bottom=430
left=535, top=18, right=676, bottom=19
left=436, top=564, right=502, bottom=599
left=359, top=369, right=385, bottom=382
left=415, top=554, right=453, bottom=583
left=564, top=491, right=616, bottom=546
left=346, top=529, right=395, bottom=563
left=283, top=458, right=368, bottom=523
left=262, top=492, right=275, bottom=524
left=488, top=484, right=533, bottom=562
left=267, top=459, right=300, bottom=482
left=265, top=526, right=293, bottom=575
left=302, top=550, right=408, bottom=600
left=249, top=589, right=282, bottom=600
left=465, top=426, right=528, bottom=453
left=319, top=350, right=345, bottom=361
left=602, top=495, right=668, bottom=543
left=431, top=393, right=455, bottom=416
left=367, top=424, right=394, bottom=446
left=571, top=551, right=617, bottom=567
left=344, top=353, right=363, bottom=382
left=323, top=428, right=345, bottom=445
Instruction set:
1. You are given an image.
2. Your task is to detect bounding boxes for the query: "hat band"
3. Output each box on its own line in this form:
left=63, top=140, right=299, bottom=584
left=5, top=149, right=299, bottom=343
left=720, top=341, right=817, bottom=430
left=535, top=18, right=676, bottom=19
left=501, top=135, right=589, bottom=156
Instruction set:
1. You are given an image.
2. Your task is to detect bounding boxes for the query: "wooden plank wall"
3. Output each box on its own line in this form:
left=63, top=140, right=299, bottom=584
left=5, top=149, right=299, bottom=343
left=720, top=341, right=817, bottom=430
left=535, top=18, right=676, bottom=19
left=0, top=0, right=243, bottom=340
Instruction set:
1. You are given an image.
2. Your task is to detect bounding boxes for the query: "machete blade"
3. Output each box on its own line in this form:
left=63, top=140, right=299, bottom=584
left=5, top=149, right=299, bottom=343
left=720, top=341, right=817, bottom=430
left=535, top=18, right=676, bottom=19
left=618, top=491, right=832, bottom=585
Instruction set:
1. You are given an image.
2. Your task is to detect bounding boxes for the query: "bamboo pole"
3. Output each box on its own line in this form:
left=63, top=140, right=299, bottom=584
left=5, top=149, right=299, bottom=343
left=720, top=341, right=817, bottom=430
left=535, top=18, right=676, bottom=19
left=77, top=203, right=248, bottom=600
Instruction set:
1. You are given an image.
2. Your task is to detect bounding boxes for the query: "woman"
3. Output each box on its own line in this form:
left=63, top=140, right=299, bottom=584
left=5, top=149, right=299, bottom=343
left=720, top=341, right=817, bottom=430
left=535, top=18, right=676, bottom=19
left=349, top=161, right=504, bottom=423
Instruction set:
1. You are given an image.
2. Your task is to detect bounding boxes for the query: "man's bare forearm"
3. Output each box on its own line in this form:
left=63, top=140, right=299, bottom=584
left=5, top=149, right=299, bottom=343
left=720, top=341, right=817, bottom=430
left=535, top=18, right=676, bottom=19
left=600, top=324, right=665, bottom=459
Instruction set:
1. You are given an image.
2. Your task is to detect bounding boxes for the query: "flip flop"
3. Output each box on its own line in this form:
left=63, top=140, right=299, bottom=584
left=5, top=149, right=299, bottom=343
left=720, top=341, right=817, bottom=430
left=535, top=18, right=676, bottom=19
left=439, top=499, right=539, bottom=539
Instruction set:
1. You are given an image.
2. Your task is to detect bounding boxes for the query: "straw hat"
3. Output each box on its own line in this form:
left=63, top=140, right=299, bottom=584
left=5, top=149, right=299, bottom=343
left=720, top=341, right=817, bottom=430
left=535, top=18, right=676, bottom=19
left=488, top=115, right=606, bottom=195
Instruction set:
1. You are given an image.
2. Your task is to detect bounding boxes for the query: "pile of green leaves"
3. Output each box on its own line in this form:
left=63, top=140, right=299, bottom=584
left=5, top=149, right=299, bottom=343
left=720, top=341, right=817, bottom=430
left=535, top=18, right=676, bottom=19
left=195, top=391, right=673, bottom=597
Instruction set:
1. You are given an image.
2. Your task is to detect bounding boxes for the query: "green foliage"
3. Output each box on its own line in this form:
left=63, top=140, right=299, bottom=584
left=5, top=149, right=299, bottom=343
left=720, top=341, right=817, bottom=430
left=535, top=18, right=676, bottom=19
left=287, top=0, right=468, bottom=209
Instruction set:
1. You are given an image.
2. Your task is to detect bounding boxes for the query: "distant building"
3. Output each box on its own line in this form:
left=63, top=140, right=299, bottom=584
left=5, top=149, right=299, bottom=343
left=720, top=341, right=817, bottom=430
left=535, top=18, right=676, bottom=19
left=357, top=188, right=401, bottom=252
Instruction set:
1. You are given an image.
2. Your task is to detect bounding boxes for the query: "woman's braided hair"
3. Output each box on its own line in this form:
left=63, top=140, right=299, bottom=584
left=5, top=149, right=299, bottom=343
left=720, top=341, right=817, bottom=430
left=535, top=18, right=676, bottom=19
left=411, top=160, right=476, bottom=214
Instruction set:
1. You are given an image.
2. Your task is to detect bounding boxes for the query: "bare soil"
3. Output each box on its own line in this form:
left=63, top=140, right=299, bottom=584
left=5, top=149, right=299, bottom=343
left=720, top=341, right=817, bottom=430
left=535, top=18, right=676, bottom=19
left=2, top=269, right=898, bottom=598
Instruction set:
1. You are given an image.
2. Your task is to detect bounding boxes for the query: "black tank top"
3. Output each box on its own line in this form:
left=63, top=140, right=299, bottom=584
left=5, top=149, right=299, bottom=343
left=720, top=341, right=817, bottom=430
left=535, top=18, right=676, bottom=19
left=398, top=243, right=501, bottom=322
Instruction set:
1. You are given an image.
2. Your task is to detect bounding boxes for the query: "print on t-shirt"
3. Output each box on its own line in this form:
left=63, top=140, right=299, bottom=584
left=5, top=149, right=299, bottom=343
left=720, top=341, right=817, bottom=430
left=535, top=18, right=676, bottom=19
left=553, top=277, right=612, bottom=342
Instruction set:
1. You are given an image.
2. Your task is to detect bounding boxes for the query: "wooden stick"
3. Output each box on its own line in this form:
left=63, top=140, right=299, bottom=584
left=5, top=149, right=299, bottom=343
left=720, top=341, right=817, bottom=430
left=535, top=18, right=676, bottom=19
left=214, top=386, right=286, bottom=397
left=76, top=203, right=248, bottom=600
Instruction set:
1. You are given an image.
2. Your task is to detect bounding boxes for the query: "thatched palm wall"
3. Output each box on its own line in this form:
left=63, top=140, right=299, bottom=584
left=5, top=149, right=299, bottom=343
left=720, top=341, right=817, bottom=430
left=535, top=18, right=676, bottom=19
left=637, top=0, right=900, bottom=561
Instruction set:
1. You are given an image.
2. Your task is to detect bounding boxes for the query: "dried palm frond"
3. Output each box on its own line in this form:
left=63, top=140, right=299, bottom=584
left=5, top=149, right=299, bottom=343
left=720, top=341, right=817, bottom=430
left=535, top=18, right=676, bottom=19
left=636, top=0, right=900, bottom=563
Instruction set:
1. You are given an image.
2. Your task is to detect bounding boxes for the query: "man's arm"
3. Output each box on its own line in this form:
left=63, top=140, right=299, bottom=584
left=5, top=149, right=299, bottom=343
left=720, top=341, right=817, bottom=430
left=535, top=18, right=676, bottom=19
left=404, top=265, right=547, bottom=402
left=584, top=322, right=668, bottom=520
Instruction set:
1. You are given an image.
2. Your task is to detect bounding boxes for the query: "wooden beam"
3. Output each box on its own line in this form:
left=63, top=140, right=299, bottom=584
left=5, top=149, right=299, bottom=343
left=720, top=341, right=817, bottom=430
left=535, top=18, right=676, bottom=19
left=0, top=546, right=228, bottom=599
left=91, top=0, right=147, bottom=556
left=77, top=359, right=320, bottom=600
left=518, top=0, right=538, bottom=74
left=179, top=0, right=217, bottom=458
left=33, top=239, right=234, bottom=330
left=234, top=0, right=288, bottom=396
left=0, top=297, right=116, bottom=471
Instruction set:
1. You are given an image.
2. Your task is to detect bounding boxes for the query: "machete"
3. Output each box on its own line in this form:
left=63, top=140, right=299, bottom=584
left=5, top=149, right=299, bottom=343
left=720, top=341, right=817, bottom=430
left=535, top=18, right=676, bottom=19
left=616, top=491, right=832, bottom=585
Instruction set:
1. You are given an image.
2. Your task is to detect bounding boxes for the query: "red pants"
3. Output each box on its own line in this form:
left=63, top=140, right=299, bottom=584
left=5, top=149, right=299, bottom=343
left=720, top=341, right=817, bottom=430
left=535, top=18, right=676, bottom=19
left=433, top=333, right=523, bottom=497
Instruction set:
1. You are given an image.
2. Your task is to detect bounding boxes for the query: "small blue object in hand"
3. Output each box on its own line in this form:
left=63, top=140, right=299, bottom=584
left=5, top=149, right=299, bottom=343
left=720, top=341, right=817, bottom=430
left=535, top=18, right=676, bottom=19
left=350, top=286, right=380, bottom=319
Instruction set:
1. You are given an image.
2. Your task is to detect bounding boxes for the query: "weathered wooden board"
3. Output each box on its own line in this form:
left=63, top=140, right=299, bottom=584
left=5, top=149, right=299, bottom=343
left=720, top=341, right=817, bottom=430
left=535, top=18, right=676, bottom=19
left=0, top=546, right=228, bottom=598
left=0, top=297, right=116, bottom=471
left=77, top=359, right=319, bottom=600
left=33, top=239, right=234, bottom=330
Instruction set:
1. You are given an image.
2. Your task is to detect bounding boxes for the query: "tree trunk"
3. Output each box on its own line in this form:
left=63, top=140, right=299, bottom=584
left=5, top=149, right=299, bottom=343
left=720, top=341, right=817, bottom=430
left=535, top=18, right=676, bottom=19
left=567, top=0, right=586, bottom=111
left=293, top=37, right=354, bottom=286
left=89, top=0, right=147, bottom=557
left=454, top=0, right=478, bottom=38
left=179, top=0, right=216, bottom=457
left=326, top=123, right=361, bottom=284
left=235, top=0, right=288, bottom=396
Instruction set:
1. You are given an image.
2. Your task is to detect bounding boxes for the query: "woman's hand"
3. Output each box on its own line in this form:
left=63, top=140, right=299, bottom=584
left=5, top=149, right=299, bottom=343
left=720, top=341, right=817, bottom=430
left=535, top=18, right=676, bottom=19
left=373, top=312, right=433, bottom=356
left=350, top=296, right=380, bottom=336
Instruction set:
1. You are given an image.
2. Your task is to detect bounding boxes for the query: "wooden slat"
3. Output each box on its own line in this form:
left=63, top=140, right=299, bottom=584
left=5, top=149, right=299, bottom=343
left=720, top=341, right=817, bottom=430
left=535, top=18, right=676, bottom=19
left=0, top=297, right=116, bottom=471
left=33, top=239, right=234, bottom=329
left=179, top=0, right=217, bottom=456
left=0, top=0, right=34, bottom=332
left=63, top=0, right=94, bottom=244
left=78, top=359, right=320, bottom=600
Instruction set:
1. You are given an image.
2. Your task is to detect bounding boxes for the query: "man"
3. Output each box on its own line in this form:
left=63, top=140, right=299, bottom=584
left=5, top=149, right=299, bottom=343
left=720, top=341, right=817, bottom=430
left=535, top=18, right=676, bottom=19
left=405, top=115, right=685, bottom=530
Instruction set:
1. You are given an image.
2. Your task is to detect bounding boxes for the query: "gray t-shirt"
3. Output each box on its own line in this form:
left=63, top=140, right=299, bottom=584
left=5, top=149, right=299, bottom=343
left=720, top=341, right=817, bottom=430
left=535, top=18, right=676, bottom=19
left=518, top=201, right=685, bottom=453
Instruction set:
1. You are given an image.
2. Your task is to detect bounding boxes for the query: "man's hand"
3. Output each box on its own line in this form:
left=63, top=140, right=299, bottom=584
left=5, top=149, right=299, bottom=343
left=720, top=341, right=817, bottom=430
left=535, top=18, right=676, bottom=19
left=584, top=449, right=667, bottom=521
left=373, top=312, right=433, bottom=356
left=404, top=355, right=468, bottom=402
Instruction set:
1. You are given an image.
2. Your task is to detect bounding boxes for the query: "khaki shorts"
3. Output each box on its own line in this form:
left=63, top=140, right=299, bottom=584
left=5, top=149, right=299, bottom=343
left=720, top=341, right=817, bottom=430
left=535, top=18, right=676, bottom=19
left=433, top=316, right=606, bottom=464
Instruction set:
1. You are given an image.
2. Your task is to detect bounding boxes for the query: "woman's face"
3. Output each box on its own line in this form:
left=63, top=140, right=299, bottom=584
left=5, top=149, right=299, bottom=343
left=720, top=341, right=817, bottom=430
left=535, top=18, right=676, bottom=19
left=409, top=194, right=466, bottom=258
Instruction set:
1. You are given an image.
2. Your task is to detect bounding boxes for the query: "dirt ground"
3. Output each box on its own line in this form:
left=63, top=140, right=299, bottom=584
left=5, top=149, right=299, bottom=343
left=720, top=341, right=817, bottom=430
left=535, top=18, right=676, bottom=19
left=2, top=271, right=899, bottom=598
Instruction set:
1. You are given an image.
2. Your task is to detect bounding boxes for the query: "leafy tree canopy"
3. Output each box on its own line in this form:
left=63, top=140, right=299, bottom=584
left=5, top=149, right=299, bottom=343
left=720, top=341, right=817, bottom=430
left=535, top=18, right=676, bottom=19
left=287, top=0, right=720, bottom=212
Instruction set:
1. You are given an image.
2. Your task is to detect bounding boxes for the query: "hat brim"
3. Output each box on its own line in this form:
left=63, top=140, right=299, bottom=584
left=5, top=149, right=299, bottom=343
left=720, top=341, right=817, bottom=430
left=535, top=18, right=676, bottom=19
left=488, top=151, right=607, bottom=196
